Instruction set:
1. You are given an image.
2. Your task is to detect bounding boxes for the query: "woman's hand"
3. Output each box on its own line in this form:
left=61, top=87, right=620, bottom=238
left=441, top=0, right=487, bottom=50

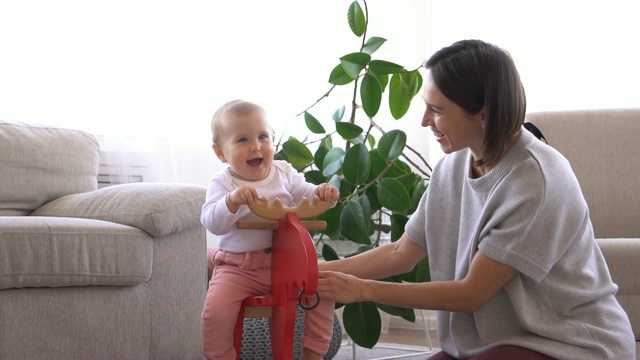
left=314, top=183, right=340, bottom=203
left=317, top=271, right=366, bottom=304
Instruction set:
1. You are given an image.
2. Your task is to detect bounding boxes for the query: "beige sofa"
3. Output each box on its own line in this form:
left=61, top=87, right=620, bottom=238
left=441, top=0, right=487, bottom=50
left=525, top=108, right=640, bottom=358
left=0, top=120, right=208, bottom=359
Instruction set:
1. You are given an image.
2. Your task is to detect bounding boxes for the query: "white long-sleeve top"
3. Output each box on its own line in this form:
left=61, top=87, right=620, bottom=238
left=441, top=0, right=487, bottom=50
left=200, top=160, right=317, bottom=252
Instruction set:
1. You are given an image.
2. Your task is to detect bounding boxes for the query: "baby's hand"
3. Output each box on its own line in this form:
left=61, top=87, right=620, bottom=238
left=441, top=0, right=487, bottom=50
left=226, top=186, right=259, bottom=212
left=314, top=183, right=340, bottom=203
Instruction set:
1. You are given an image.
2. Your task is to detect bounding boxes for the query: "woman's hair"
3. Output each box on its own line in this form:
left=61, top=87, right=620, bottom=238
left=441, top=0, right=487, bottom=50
left=425, top=39, right=526, bottom=166
left=210, top=99, right=265, bottom=144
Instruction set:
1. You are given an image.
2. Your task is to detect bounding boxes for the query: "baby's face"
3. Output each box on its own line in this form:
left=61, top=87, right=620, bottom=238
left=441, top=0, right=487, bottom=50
left=213, top=110, right=274, bottom=181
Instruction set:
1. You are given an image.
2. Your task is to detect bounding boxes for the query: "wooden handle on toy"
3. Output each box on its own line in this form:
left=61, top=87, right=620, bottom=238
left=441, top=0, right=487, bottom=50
left=236, top=220, right=327, bottom=231
left=248, top=196, right=333, bottom=221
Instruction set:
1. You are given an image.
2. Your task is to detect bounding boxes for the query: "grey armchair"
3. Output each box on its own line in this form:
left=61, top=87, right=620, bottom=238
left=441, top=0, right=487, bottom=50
left=0, top=120, right=208, bottom=359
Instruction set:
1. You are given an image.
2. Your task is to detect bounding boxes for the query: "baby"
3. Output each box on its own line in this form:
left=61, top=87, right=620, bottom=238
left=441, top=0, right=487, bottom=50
left=200, top=99, right=339, bottom=360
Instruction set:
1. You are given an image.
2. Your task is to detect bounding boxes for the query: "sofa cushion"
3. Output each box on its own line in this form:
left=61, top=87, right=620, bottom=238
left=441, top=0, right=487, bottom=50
left=597, top=238, right=640, bottom=341
left=525, top=109, right=640, bottom=238
left=31, top=182, right=206, bottom=237
left=0, top=120, right=99, bottom=216
left=0, top=217, right=152, bottom=289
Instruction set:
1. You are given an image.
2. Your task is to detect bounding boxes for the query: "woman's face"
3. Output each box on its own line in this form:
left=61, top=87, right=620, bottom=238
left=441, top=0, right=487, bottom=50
left=421, top=69, right=485, bottom=160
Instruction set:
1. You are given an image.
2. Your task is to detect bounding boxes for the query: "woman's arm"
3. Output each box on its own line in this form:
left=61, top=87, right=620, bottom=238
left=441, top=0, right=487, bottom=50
left=319, top=233, right=427, bottom=280
left=318, top=250, right=517, bottom=312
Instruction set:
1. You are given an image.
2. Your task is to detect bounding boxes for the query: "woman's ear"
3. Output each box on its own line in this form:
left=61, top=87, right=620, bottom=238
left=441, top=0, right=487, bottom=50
left=212, top=143, right=226, bottom=163
left=478, top=107, right=487, bottom=129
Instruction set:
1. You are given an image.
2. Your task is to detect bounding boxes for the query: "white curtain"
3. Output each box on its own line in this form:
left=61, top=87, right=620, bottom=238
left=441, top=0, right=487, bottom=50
left=1, top=0, right=639, bottom=185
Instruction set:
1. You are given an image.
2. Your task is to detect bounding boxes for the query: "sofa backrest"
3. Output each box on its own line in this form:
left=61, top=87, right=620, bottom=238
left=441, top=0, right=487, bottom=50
left=525, top=109, right=640, bottom=238
left=0, top=120, right=99, bottom=216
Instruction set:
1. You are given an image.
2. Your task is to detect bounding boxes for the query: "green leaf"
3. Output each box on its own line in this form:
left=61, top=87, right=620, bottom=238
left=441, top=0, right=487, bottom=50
left=410, top=181, right=428, bottom=214
left=361, top=74, right=382, bottom=118
left=376, top=302, right=415, bottom=322
left=394, top=173, right=421, bottom=197
left=366, top=133, right=376, bottom=148
left=368, top=60, right=404, bottom=75
left=349, top=133, right=365, bottom=145
left=328, top=174, right=342, bottom=195
left=273, top=148, right=287, bottom=162
left=335, top=122, right=363, bottom=140
left=377, top=178, right=411, bottom=212
left=412, top=70, right=424, bottom=96
left=390, top=214, right=409, bottom=242
left=332, top=106, right=346, bottom=122
left=373, top=73, right=389, bottom=92
left=282, top=138, right=313, bottom=170
left=340, top=200, right=371, bottom=244
left=389, top=71, right=423, bottom=119
left=399, top=256, right=430, bottom=283
left=362, top=36, right=386, bottom=55
left=367, top=149, right=386, bottom=183
left=329, top=64, right=354, bottom=86
left=322, top=147, right=345, bottom=177
left=321, top=136, right=333, bottom=149
left=415, top=257, right=431, bottom=283
left=347, top=1, right=366, bottom=37
left=356, top=195, right=372, bottom=229
left=343, top=302, right=381, bottom=349
left=378, top=129, right=407, bottom=161
left=364, top=185, right=382, bottom=214
left=318, top=203, right=343, bottom=241
left=322, top=244, right=340, bottom=261
left=401, top=308, right=417, bottom=322
left=304, top=170, right=326, bottom=186
left=383, top=158, right=413, bottom=179
left=304, top=112, right=325, bottom=134
left=338, top=176, right=355, bottom=198
left=339, top=52, right=371, bottom=79
left=314, top=145, right=329, bottom=173
left=343, top=143, right=371, bottom=185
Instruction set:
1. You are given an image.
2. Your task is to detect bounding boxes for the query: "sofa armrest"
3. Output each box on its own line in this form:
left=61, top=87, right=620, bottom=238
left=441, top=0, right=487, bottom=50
left=31, top=183, right=206, bottom=237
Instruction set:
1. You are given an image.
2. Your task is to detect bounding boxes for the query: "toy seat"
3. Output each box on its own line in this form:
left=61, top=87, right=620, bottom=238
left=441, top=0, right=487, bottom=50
left=232, top=196, right=331, bottom=360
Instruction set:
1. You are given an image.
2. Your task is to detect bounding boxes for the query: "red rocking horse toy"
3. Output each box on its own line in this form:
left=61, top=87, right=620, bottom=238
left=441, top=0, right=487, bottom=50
left=232, top=196, right=332, bottom=360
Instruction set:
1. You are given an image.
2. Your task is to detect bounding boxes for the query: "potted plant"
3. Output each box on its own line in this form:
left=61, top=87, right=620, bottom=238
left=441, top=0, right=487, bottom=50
left=275, top=0, right=432, bottom=349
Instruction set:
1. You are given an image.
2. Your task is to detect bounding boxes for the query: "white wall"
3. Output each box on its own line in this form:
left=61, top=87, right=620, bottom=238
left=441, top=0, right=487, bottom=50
left=2, top=0, right=638, bottom=181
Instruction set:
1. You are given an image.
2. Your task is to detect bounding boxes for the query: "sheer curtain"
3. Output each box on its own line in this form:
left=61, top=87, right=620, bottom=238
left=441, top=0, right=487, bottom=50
left=1, top=0, right=639, bottom=183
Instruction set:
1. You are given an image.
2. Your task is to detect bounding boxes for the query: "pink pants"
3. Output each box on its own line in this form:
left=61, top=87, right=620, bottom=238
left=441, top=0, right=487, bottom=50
left=202, top=247, right=335, bottom=360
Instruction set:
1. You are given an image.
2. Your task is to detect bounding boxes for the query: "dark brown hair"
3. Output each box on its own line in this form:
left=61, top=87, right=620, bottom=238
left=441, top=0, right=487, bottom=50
left=425, top=39, right=526, bottom=166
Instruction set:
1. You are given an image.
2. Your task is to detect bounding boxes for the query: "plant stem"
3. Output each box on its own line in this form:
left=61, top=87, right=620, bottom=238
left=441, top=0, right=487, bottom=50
left=402, top=144, right=433, bottom=178
left=297, top=85, right=337, bottom=117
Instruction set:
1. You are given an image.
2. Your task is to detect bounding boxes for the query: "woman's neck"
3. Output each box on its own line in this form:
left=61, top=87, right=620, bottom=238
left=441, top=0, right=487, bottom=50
left=471, top=130, right=521, bottom=178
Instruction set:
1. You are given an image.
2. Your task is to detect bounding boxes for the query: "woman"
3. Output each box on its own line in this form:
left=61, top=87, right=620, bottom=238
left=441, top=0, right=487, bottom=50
left=317, top=39, right=635, bottom=359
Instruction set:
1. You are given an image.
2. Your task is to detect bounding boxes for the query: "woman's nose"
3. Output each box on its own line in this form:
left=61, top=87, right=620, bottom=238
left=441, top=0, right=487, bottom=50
left=421, top=110, right=432, bottom=127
